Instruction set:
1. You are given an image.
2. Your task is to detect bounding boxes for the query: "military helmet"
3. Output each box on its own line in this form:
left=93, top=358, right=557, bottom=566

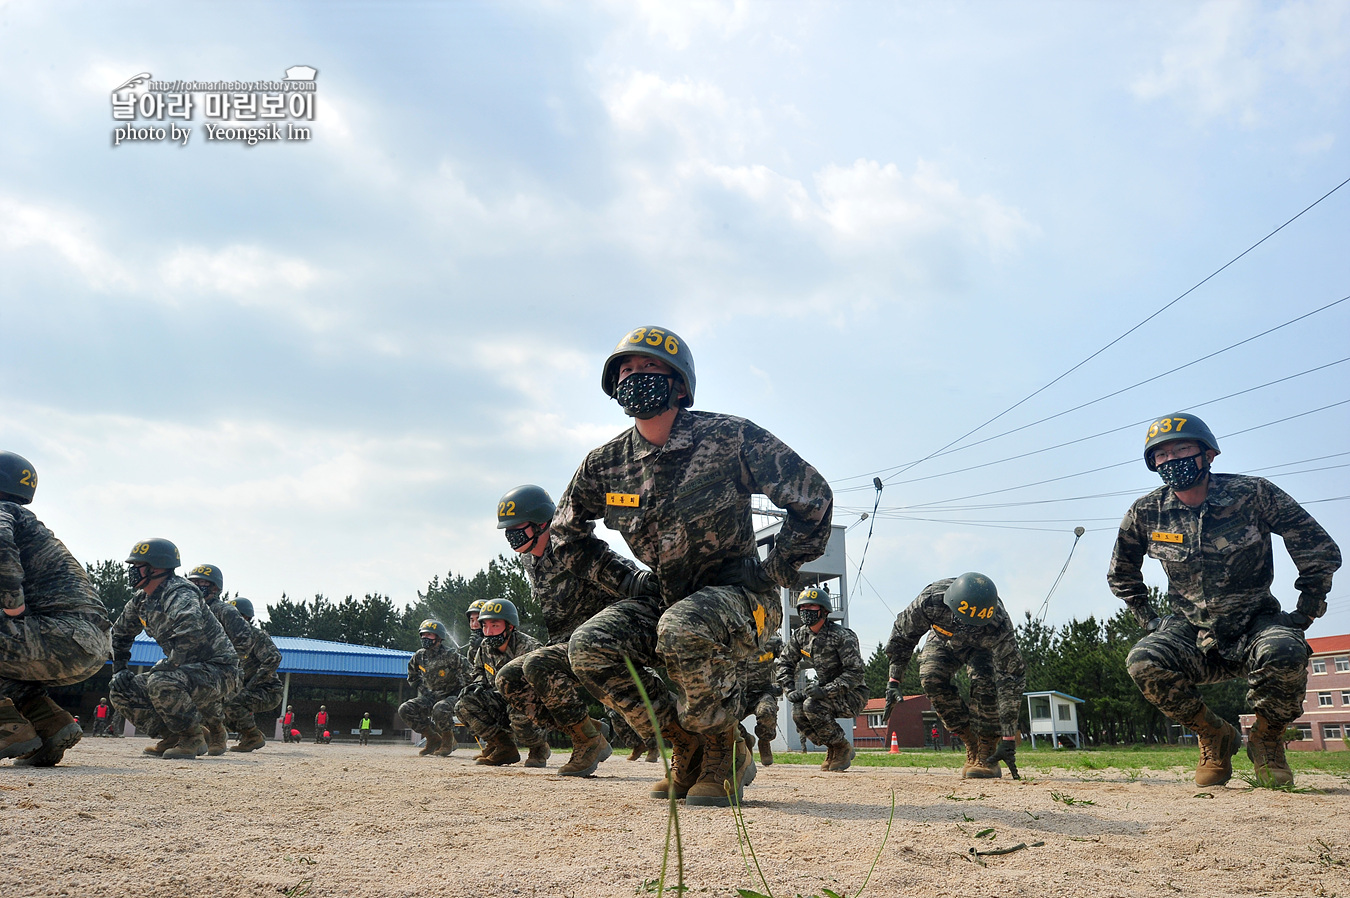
left=466, top=599, right=486, bottom=619
left=497, top=484, right=556, bottom=529
left=1143, top=413, right=1220, bottom=471
left=796, top=586, right=833, bottom=613
left=229, top=597, right=255, bottom=621
left=944, top=573, right=1000, bottom=626
left=419, top=619, right=444, bottom=637
left=125, top=538, right=180, bottom=571
left=601, top=326, right=695, bottom=407
left=188, top=564, right=223, bottom=590
left=476, top=598, right=520, bottom=628
left=0, top=451, right=38, bottom=504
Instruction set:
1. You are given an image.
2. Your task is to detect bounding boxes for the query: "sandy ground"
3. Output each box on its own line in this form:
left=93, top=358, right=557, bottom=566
left=2, top=737, right=1348, bottom=898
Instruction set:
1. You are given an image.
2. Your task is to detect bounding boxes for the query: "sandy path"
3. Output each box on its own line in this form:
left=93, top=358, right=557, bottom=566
left=2, top=738, right=1347, bottom=898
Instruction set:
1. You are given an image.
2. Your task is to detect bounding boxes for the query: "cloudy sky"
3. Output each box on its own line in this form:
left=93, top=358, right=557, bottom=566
left=2, top=0, right=1347, bottom=651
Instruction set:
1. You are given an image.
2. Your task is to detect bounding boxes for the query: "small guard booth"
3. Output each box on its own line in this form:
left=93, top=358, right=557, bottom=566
left=1024, top=690, right=1084, bottom=748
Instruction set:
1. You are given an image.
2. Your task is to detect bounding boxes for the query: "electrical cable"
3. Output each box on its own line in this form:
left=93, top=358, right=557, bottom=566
left=1036, top=526, right=1086, bottom=621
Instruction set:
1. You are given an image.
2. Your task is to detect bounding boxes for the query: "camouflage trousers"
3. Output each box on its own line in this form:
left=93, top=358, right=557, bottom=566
left=496, top=643, right=590, bottom=730
left=655, top=583, right=782, bottom=736
left=606, top=706, right=650, bottom=750
left=740, top=679, right=780, bottom=741
left=398, top=692, right=459, bottom=735
left=221, top=676, right=284, bottom=731
left=110, top=661, right=240, bottom=738
left=1127, top=615, right=1310, bottom=728
left=0, top=611, right=109, bottom=706
left=919, top=640, right=1003, bottom=738
left=791, top=688, right=866, bottom=747
left=455, top=683, right=547, bottom=748
left=568, top=596, right=670, bottom=742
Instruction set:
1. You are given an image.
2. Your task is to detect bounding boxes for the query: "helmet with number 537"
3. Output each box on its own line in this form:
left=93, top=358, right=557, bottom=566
left=1142, top=413, right=1220, bottom=471
left=601, top=326, right=696, bottom=407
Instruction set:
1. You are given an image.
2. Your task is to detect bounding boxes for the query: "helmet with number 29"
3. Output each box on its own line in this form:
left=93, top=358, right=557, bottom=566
left=601, top=326, right=695, bottom=407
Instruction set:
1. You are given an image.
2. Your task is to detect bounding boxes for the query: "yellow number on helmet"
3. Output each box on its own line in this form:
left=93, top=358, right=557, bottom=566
left=628, top=327, right=646, bottom=344
left=19, top=469, right=35, bottom=487
left=957, top=601, right=969, bottom=614
left=1159, top=418, right=1172, bottom=433
left=645, top=327, right=665, bottom=346
left=136, top=543, right=150, bottom=555
left=664, top=335, right=679, bottom=355
left=1174, top=417, right=1187, bottom=431
left=1146, top=423, right=1159, bottom=441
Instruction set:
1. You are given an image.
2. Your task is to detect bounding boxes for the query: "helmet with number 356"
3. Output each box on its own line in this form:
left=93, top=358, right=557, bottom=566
left=601, top=326, right=696, bottom=407
left=1142, top=413, right=1220, bottom=471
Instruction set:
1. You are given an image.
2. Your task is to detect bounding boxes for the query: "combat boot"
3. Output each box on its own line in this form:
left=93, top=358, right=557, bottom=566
left=628, top=743, right=645, bottom=761
left=686, top=724, right=754, bottom=807
left=480, top=732, right=521, bottom=766
left=12, top=694, right=82, bottom=767
left=964, top=733, right=1002, bottom=779
left=0, top=698, right=42, bottom=760
left=144, top=734, right=178, bottom=756
left=645, top=744, right=660, bottom=763
left=649, top=717, right=703, bottom=800
left=434, top=729, right=457, bottom=757
left=205, top=721, right=229, bottom=756
left=229, top=726, right=267, bottom=752
left=954, top=727, right=980, bottom=777
left=755, top=723, right=775, bottom=766
left=1247, top=714, right=1294, bottom=786
left=559, top=718, right=610, bottom=777
left=1187, top=707, right=1239, bottom=786
left=418, top=731, right=442, bottom=757
left=823, top=740, right=856, bottom=772
left=524, top=742, right=552, bottom=768
left=163, top=729, right=208, bottom=760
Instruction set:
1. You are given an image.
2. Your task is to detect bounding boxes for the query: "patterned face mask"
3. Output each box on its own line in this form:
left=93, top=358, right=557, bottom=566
left=421, top=636, right=438, bottom=650
left=1158, top=453, right=1206, bottom=490
left=504, top=525, right=537, bottom=551
left=482, top=629, right=509, bottom=649
left=614, top=372, right=673, bottom=419
left=798, top=607, right=822, bottom=626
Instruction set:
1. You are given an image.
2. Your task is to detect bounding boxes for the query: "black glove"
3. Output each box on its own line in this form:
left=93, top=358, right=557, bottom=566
left=1287, top=611, right=1315, bottom=631
left=731, top=557, right=776, bottom=593
left=110, top=669, right=135, bottom=693
left=983, top=738, right=1020, bottom=780
left=621, top=570, right=661, bottom=599
left=805, top=683, right=826, bottom=700
left=883, top=684, right=904, bottom=722
left=786, top=690, right=806, bottom=703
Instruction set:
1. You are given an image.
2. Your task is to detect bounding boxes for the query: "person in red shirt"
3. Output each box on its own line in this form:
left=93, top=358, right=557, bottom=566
left=93, top=698, right=113, bottom=737
left=313, top=705, right=328, bottom=744
left=281, top=705, right=296, bottom=742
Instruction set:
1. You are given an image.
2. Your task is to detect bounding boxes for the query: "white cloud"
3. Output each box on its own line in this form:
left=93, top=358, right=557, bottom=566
left=0, top=196, right=135, bottom=291
left=159, top=245, right=320, bottom=298
left=596, top=0, right=758, bottom=50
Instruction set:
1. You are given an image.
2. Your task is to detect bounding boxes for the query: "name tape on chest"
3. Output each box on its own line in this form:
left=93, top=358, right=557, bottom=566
left=800, top=649, right=812, bottom=659
left=484, top=663, right=495, bottom=676
left=931, top=625, right=953, bottom=637
left=606, top=492, right=640, bottom=508
left=1150, top=531, right=1184, bottom=544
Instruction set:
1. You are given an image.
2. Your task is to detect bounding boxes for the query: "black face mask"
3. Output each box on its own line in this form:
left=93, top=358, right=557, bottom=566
left=614, top=372, right=674, bottom=419
left=505, top=524, right=544, bottom=552
left=421, top=636, right=438, bottom=651
left=1158, top=453, right=1206, bottom=491
left=798, top=608, right=822, bottom=626
left=482, top=629, right=509, bottom=649
left=127, top=564, right=149, bottom=590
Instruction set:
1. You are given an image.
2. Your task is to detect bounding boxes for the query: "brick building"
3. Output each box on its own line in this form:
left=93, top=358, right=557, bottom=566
left=853, top=694, right=950, bottom=749
left=1240, top=633, right=1350, bottom=752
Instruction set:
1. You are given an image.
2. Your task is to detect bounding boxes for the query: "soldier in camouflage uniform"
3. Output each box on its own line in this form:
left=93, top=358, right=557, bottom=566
left=398, top=619, right=470, bottom=757
left=219, top=597, right=283, bottom=752
left=607, top=706, right=658, bottom=762
left=884, top=574, right=1026, bottom=779
left=0, top=451, right=111, bottom=767
left=493, top=485, right=632, bottom=777
left=553, top=326, right=833, bottom=807
left=456, top=599, right=550, bottom=766
left=777, top=588, right=866, bottom=771
left=186, top=564, right=260, bottom=754
left=740, top=634, right=782, bottom=766
left=1110, top=413, right=1341, bottom=786
left=110, top=538, right=241, bottom=760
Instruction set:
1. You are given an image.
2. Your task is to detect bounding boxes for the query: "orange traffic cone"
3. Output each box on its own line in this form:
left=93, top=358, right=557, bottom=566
left=889, top=731, right=899, bottom=754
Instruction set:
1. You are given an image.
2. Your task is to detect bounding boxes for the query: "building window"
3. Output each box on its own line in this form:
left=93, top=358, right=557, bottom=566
left=1312, top=659, right=1327, bottom=674
left=1030, top=697, right=1051, bottom=719
left=1319, top=692, right=1333, bottom=707
left=1324, top=724, right=1344, bottom=740
left=1337, top=657, right=1350, bottom=673
left=867, top=713, right=884, bottom=729
left=1290, top=724, right=1313, bottom=741
left=1342, top=691, right=1350, bottom=705
left=1057, top=703, right=1072, bottom=721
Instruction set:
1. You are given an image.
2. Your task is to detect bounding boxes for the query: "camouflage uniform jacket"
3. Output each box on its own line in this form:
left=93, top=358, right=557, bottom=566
left=523, top=543, right=632, bottom=645
left=111, top=576, right=239, bottom=676
left=477, top=630, right=542, bottom=682
left=745, top=636, right=782, bottom=698
left=551, top=409, right=834, bottom=608
left=0, top=502, right=108, bottom=624
left=884, top=579, right=1024, bottom=683
left=407, top=642, right=471, bottom=699
left=237, top=621, right=283, bottom=687
left=776, top=622, right=866, bottom=701
left=1109, top=473, right=1341, bottom=658
left=205, top=595, right=261, bottom=667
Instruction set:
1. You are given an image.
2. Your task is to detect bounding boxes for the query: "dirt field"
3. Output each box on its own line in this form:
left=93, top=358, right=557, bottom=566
left=3, top=737, right=1347, bottom=898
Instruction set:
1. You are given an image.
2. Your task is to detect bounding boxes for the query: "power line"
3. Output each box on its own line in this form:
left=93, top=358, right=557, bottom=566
left=833, top=354, right=1350, bottom=495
